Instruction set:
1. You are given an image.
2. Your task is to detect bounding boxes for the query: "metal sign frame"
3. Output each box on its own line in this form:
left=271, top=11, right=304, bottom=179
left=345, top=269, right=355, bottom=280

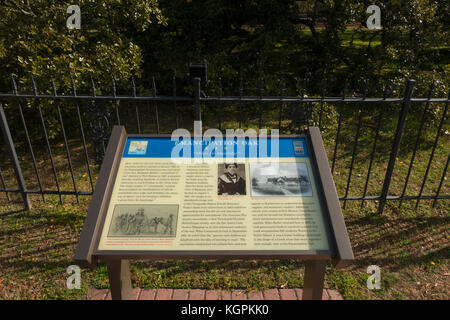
left=74, top=125, right=354, bottom=300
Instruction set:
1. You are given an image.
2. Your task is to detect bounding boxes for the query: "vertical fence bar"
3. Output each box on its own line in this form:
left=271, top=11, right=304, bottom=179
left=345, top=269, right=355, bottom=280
left=363, top=80, right=369, bottom=97
left=291, top=79, right=306, bottom=134
left=432, top=154, right=449, bottom=208
left=318, top=79, right=326, bottom=130
left=52, top=78, right=79, bottom=203
left=399, top=82, right=434, bottom=207
left=12, top=76, right=45, bottom=202
left=173, top=76, right=179, bottom=129
left=361, top=81, right=389, bottom=208
left=239, top=76, right=243, bottom=129
left=300, top=79, right=306, bottom=131
left=111, top=77, right=121, bottom=126
left=87, top=76, right=110, bottom=165
left=152, top=77, right=160, bottom=134
left=331, top=79, right=348, bottom=173
left=194, top=77, right=201, bottom=121
left=361, top=108, right=384, bottom=206
left=100, top=102, right=108, bottom=155
left=32, top=75, right=62, bottom=204
left=71, top=77, right=94, bottom=193
left=258, top=79, right=264, bottom=130
left=278, top=77, right=285, bottom=131
left=0, top=167, right=10, bottom=201
left=415, top=96, right=448, bottom=209
left=343, top=109, right=363, bottom=208
left=131, top=77, right=141, bottom=134
left=378, top=79, right=415, bottom=214
left=0, top=102, right=31, bottom=209
left=218, top=78, right=223, bottom=131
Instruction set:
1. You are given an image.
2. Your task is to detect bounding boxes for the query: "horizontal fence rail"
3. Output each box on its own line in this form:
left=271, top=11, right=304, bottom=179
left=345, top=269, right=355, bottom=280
left=0, top=92, right=448, bottom=103
left=0, top=74, right=448, bottom=214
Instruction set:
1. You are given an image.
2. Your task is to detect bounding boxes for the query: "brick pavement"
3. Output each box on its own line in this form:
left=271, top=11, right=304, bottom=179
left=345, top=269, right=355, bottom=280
left=90, top=288, right=343, bottom=300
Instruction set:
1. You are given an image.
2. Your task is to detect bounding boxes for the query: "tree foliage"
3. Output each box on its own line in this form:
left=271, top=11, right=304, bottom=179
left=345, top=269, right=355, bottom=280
left=0, top=0, right=447, bottom=94
left=0, top=0, right=166, bottom=92
left=135, top=0, right=448, bottom=96
left=0, top=0, right=447, bottom=140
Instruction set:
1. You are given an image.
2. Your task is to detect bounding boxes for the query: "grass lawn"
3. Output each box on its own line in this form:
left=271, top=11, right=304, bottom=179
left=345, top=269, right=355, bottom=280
left=0, top=96, right=448, bottom=300
left=0, top=195, right=448, bottom=300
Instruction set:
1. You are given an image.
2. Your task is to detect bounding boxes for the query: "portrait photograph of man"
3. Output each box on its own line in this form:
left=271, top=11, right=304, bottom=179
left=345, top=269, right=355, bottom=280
left=218, top=163, right=246, bottom=196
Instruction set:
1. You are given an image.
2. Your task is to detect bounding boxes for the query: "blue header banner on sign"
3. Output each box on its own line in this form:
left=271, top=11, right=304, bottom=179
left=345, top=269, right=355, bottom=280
left=123, top=137, right=309, bottom=158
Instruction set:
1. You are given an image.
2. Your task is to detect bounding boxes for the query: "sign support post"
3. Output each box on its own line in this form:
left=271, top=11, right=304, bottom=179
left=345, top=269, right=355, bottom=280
left=302, top=260, right=327, bottom=300
left=106, top=258, right=133, bottom=300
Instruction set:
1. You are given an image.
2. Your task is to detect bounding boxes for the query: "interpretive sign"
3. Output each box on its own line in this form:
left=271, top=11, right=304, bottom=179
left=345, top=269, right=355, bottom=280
left=75, top=125, right=354, bottom=300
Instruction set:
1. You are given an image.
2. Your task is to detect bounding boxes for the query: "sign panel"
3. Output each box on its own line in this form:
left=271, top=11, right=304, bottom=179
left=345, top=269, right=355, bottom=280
left=96, top=137, right=333, bottom=253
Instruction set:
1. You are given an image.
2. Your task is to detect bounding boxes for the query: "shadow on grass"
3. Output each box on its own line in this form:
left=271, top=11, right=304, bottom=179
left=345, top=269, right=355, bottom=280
left=364, top=247, right=450, bottom=273
left=0, top=208, right=27, bottom=218
left=0, top=249, right=77, bottom=271
left=346, top=214, right=449, bottom=271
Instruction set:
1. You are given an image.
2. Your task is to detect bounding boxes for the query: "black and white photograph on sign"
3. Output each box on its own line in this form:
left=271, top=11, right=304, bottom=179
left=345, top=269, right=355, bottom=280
left=108, top=204, right=178, bottom=237
left=250, top=162, right=312, bottom=197
left=218, top=163, right=246, bottom=196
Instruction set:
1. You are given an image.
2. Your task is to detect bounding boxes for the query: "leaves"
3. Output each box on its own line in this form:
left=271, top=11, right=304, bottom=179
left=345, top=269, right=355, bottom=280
left=0, top=1, right=166, bottom=92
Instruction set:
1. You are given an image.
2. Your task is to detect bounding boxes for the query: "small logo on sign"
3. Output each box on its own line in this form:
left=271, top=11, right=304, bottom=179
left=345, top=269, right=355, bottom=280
left=293, top=141, right=304, bottom=155
left=129, top=141, right=148, bottom=155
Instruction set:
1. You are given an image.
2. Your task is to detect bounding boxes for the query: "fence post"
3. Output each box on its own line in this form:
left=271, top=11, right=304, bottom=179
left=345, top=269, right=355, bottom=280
left=194, top=77, right=201, bottom=121
left=0, top=102, right=31, bottom=210
left=378, top=79, right=415, bottom=214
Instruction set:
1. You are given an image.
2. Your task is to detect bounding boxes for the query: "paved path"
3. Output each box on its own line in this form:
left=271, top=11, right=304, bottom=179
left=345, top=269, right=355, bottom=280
left=90, top=288, right=343, bottom=300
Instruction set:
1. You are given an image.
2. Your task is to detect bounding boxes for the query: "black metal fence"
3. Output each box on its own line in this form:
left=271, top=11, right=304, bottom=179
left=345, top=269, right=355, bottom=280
left=0, top=73, right=448, bottom=214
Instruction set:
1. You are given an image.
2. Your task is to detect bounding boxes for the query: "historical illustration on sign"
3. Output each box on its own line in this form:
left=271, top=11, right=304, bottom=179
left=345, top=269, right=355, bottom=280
left=128, top=140, right=148, bottom=155
left=108, top=204, right=178, bottom=237
left=250, top=162, right=312, bottom=197
left=217, top=163, right=247, bottom=196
